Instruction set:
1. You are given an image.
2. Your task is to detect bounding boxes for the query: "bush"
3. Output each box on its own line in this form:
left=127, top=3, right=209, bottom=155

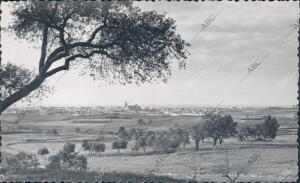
left=82, top=140, right=91, bottom=151
left=1, top=152, right=39, bottom=174
left=38, top=147, right=49, bottom=155
left=47, top=143, right=87, bottom=172
left=112, top=140, right=128, bottom=153
left=93, top=142, right=106, bottom=156
left=52, top=129, right=58, bottom=135
left=137, top=119, right=145, bottom=124
left=63, top=143, right=76, bottom=153
left=257, top=115, right=280, bottom=140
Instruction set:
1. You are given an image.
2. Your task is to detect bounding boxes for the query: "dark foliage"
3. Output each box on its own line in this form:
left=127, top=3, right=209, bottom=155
left=47, top=143, right=87, bottom=171
left=38, top=147, right=49, bottom=155
left=93, top=142, right=106, bottom=156
left=191, top=124, right=207, bottom=150
left=258, top=115, right=280, bottom=140
left=1, top=1, right=190, bottom=113
left=0, top=152, right=39, bottom=174
left=63, top=142, right=76, bottom=153
left=203, top=114, right=237, bottom=145
left=112, top=139, right=128, bottom=152
left=0, top=63, right=51, bottom=102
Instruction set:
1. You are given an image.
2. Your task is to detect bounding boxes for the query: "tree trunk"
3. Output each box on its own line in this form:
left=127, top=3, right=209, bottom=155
left=213, top=138, right=217, bottom=146
left=0, top=75, right=46, bottom=114
left=219, top=137, right=223, bottom=144
left=195, top=139, right=200, bottom=150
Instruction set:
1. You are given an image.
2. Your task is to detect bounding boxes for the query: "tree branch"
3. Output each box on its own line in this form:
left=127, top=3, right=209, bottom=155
left=87, top=25, right=105, bottom=44
left=39, top=26, right=49, bottom=73
left=45, top=50, right=108, bottom=77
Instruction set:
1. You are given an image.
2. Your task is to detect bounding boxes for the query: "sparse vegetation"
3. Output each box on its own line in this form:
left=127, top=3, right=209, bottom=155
left=1, top=107, right=295, bottom=182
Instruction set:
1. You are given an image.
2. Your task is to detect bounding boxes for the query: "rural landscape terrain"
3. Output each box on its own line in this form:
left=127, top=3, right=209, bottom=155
left=1, top=105, right=297, bottom=182
left=1, top=1, right=298, bottom=182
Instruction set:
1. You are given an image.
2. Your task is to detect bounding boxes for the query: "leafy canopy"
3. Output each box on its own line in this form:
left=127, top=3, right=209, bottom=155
left=0, top=63, right=51, bottom=101
left=9, top=1, right=190, bottom=85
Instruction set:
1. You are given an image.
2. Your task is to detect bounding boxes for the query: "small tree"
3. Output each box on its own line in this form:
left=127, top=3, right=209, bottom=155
left=152, top=131, right=178, bottom=153
left=260, top=115, right=280, bottom=140
left=112, top=140, right=128, bottom=153
left=93, top=142, right=106, bottom=156
left=63, top=142, right=76, bottom=153
left=182, top=130, right=190, bottom=150
left=81, top=140, right=92, bottom=154
left=129, top=128, right=137, bottom=140
left=52, top=129, right=58, bottom=135
left=136, top=136, right=147, bottom=152
left=137, top=118, right=145, bottom=125
left=191, top=124, right=207, bottom=150
left=145, top=131, right=156, bottom=150
left=203, top=114, right=237, bottom=145
left=47, top=143, right=87, bottom=172
left=222, top=150, right=261, bottom=183
left=38, top=147, right=49, bottom=155
left=130, top=128, right=145, bottom=149
left=118, top=127, right=130, bottom=141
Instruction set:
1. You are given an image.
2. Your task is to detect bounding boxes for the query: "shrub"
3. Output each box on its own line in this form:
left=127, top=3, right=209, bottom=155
left=112, top=140, right=128, bottom=153
left=137, top=119, right=145, bottom=124
left=47, top=143, right=87, bottom=172
left=52, top=129, right=58, bottom=135
left=63, top=143, right=75, bottom=153
left=258, top=115, right=280, bottom=140
left=82, top=140, right=90, bottom=150
left=118, top=127, right=130, bottom=141
left=93, top=142, right=106, bottom=156
left=1, top=152, right=39, bottom=174
left=38, top=147, right=49, bottom=155
left=82, top=140, right=92, bottom=154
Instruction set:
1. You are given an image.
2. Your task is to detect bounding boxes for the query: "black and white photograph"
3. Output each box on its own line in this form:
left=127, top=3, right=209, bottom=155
left=0, top=1, right=299, bottom=182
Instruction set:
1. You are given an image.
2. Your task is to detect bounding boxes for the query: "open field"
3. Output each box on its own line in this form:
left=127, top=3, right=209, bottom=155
left=1, top=106, right=297, bottom=182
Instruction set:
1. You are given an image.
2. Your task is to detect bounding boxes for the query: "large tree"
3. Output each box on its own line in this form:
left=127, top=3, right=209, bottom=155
left=203, top=114, right=237, bottom=145
left=0, top=1, right=190, bottom=114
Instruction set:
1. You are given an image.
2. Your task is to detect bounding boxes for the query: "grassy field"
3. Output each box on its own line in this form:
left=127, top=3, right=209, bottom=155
left=1, top=106, right=297, bottom=182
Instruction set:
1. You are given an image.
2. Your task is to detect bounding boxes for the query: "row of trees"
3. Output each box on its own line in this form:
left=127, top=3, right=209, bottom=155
left=117, top=126, right=190, bottom=153
left=82, top=140, right=106, bottom=156
left=114, top=114, right=280, bottom=152
left=238, top=115, right=280, bottom=141
left=77, top=114, right=279, bottom=155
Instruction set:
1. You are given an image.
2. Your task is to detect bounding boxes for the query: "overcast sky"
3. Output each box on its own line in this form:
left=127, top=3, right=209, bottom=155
left=1, top=1, right=299, bottom=107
